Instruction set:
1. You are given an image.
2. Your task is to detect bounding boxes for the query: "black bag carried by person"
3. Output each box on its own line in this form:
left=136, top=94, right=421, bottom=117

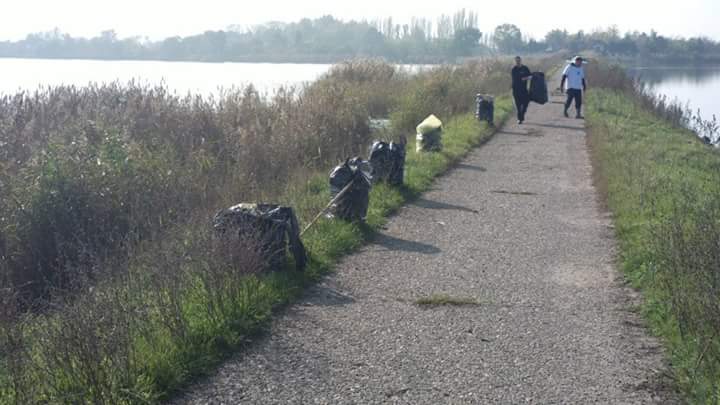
left=368, top=137, right=406, bottom=186
left=529, top=72, right=548, bottom=105
left=328, top=157, right=372, bottom=221
left=213, top=203, right=307, bottom=272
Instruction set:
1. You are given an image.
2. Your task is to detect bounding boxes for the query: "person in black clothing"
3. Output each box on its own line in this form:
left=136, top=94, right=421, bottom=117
left=511, top=56, right=532, bottom=124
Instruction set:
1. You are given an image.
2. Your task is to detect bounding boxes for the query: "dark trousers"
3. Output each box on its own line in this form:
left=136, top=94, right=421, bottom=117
left=513, top=91, right=530, bottom=121
left=565, top=88, right=583, bottom=113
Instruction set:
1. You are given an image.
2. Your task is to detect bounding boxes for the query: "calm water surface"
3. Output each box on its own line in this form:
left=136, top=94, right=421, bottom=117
left=0, top=58, right=333, bottom=96
left=630, top=66, right=720, bottom=122
left=0, top=58, right=431, bottom=97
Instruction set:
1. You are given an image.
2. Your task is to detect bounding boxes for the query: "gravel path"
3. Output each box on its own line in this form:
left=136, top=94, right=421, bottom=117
left=173, top=78, right=677, bottom=404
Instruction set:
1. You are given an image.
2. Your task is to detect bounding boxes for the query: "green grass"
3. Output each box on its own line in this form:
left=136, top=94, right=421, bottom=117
left=587, top=89, right=720, bottom=404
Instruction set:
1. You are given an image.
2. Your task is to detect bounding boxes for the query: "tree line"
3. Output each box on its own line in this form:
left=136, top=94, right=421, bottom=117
left=1, top=12, right=719, bottom=63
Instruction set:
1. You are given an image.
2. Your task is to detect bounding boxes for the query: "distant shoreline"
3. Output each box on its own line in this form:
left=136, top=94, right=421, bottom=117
left=4, top=54, right=720, bottom=67
left=0, top=55, right=340, bottom=65
left=611, top=55, right=720, bottom=68
left=0, top=54, right=457, bottom=65
left=0, top=55, right=352, bottom=65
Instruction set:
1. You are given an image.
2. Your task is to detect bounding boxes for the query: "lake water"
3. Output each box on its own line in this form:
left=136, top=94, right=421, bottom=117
left=630, top=66, right=720, bottom=123
left=0, top=58, right=432, bottom=98
left=0, top=58, right=334, bottom=96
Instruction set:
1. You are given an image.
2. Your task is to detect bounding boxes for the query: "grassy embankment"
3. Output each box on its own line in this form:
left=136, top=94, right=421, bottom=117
left=586, top=64, right=720, bottom=403
left=0, top=58, right=525, bottom=403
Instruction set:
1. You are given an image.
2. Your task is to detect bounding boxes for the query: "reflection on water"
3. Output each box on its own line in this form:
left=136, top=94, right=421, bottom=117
left=629, top=66, right=720, bottom=145
left=629, top=66, right=720, bottom=121
left=0, top=58, right=432, bottom=98
left=630, top=66, right=720, bottom=87
left=0, top=58, right=334, bottom=97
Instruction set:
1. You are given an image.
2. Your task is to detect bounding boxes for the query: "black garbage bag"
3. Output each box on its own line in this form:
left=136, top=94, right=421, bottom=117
left=387, top=141, right=406, bottom=185
left=529, top=72, right=548, bottom=104
left=476, top=94, right=494, bottom=125
left=213, top=203, right=307, bottom=272
left=368, top=138, right=406, bottom=185
left=369, top=141, right=391, bottom=180
left=328, top=157, right=372, bottom=221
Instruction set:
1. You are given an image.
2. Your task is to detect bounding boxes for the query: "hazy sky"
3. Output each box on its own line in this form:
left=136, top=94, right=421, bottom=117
left=2, top=0, right=719, bottom=41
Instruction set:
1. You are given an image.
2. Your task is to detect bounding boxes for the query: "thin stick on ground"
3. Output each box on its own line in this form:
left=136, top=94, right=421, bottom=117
left=300, top=180, right=355, bottom=237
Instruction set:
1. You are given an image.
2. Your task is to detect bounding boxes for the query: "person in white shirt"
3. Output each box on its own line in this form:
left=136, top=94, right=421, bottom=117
left=560, top=56, right=587, bottom=119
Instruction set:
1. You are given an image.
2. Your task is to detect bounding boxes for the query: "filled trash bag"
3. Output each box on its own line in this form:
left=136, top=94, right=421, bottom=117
left=416, top=114, right=443, bottom=152
left=386, top=141, right=406, bottom=185
left=213, top=203, right=307, bottom=271
left=328, top=157, right=372, bottom=221
left=475, top=94, right=495, bottom=125
left=368, top=137, right=406, bottom=185
left=529, top=72, right=548, bottom=105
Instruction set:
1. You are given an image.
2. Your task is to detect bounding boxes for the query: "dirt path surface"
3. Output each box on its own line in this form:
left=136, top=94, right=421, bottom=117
left=173, top=77, right=676, bottom=404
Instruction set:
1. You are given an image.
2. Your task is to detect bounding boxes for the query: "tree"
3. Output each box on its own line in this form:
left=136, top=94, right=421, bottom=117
left=493, top=24, right=523, bottom=54
left=452, top=28, right=481, bottom=56
left=687, top=37, right=709, bottom=59
left=544, top=29, right=568, bottom=51
left=437, top=15, right=452, bottom=39
left=361, top=28, right=386, bottom=54
left=4, top=16, right=720, bottom=64
left=526, top=39, right=545, bottom=53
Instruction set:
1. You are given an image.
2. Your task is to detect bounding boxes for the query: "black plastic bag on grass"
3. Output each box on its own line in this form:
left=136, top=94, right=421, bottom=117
left=529, top=72, right=548, bottom=105
left=368, top=137, right=406, bottom=186
left=213, top=203, right=307, bottom=272
left=476, top=94, right=495, bottom=125
left=328, top=157, right=372, bottom=221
